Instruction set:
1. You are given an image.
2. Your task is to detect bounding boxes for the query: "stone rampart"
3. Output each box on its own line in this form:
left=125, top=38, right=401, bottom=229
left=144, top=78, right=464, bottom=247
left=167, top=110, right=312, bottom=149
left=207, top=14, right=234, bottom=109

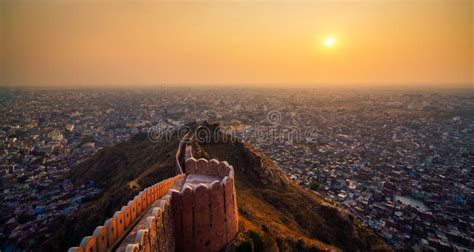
left=175, top=133, right=191, bottom=175
left=68, top=175, right=185, bottom=252
left=171, top=158, right=239, bottom=252
left=69, top=135, right=239, bottom=252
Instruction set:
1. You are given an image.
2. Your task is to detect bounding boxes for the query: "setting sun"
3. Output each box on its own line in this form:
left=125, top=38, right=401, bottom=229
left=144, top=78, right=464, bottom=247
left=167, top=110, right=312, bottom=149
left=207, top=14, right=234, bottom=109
left=324, top=37, right=336, bottom=48
left=1, top=0, right=472, bottom=87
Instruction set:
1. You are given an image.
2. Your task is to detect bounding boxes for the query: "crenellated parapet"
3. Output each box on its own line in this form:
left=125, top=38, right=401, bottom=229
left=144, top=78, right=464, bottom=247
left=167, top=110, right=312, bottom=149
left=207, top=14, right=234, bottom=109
left=171, top=158, right=239, bottom=252
left=69, top=137, right=239, bottom=252
left=68, top=175, right=185, bottom=252
left=118, top=191, right=177, bottom=252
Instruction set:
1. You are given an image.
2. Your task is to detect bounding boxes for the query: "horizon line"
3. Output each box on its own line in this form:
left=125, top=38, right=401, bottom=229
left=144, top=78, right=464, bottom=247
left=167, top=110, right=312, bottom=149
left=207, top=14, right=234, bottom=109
left=1, top=82, right=473, bottom=90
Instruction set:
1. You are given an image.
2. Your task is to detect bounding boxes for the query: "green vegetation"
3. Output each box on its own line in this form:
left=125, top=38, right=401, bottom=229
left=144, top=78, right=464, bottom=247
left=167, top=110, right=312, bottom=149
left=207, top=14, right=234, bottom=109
left=309, top=179, right=320, bottom=191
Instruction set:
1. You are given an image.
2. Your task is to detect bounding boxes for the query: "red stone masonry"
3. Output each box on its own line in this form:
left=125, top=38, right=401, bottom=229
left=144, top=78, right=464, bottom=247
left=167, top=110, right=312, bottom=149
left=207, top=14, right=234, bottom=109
left=170, top=158, right=239, bottom=252
left=68, top=175, right=185, bottom=252
left=69, top=137, right=239, bottom=252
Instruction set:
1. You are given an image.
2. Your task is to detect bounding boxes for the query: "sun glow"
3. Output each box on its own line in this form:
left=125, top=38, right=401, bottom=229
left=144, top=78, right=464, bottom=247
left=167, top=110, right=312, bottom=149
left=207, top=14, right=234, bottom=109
left=2, top=1, right=471, bottom=87
left=324, top=37, right=336, bottom=47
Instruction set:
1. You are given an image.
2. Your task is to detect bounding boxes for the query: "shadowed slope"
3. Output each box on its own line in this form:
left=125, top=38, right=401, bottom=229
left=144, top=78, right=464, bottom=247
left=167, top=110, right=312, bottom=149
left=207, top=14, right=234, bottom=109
left=194, top=139, right=391, bottom=252
left=39, top=133, right=180, bottom=251
left=39, top=129, right=390, bottom=252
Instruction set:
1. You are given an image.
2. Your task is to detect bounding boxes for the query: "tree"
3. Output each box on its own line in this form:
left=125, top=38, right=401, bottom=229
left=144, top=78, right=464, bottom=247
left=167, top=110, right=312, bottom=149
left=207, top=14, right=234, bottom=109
left=309, top=179, right=320, bottom=191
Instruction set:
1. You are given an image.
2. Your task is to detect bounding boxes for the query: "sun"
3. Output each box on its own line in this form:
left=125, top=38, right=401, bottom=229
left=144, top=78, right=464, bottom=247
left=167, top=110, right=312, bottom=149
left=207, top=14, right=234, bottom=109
left=324, top=37, right=336, bottom=47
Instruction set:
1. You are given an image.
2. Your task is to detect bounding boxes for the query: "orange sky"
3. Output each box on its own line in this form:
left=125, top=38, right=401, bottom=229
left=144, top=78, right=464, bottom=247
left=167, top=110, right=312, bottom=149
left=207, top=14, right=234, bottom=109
left=0, top=0, right=472, bottom=88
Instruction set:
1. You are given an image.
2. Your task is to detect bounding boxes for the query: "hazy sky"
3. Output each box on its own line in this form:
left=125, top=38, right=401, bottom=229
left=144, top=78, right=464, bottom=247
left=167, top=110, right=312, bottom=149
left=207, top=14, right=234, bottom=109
left=1, top=0, right=472, bottom=88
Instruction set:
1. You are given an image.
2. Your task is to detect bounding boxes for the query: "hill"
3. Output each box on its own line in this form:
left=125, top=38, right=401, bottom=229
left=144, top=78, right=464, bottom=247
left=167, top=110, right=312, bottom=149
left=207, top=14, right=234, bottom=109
left=40, top=129, right=391, bottom=251
left=39, top=133, right=180, bottom=251
left=192, top=136, right=391, bottom=251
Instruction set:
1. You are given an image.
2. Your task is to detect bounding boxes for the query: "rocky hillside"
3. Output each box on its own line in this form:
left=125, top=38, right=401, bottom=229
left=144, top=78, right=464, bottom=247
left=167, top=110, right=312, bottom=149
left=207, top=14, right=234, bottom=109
left=40, top=128, right=391, bottom=251
left=39, top=133, right=180, bottom=251
left=193, top=137, right=391, bottom=252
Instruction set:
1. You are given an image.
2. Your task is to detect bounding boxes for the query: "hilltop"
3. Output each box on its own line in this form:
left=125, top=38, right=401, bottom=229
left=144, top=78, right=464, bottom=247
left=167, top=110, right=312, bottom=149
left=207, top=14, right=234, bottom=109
left=192, top=134, right=391, bottom=251
left=40, top=129, right=390, bottom=251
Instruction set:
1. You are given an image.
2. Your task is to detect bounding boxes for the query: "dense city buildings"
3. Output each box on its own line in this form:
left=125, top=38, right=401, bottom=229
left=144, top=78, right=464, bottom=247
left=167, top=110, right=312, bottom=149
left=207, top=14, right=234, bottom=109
left=0, top=87, right=473, bottom=251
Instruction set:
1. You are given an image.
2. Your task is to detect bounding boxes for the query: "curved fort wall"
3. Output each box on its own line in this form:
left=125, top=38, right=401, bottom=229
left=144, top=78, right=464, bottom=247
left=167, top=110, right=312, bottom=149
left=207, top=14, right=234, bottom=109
left=68, top=174, right=185, bottom=252
left=175, top=132, right=191, bottom=175
left=171, top=158, right=239, bottom=252
left=69, top=135, right=239, bottom=252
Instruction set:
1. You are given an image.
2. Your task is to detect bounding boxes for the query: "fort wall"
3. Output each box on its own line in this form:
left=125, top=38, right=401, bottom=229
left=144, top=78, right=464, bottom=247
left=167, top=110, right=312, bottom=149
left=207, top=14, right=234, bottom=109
left=67, top=175, right=185, bottom=252
left=171, top=158, right=239, bottom=252
left=175, top=133, right=190, bottom=175
left=69, top=135, right=239, bottom=252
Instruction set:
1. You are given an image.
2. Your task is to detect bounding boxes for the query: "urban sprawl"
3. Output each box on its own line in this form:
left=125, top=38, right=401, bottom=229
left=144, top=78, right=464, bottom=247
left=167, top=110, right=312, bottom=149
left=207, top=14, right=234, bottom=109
left=0, top=88, right=473, bottom=251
